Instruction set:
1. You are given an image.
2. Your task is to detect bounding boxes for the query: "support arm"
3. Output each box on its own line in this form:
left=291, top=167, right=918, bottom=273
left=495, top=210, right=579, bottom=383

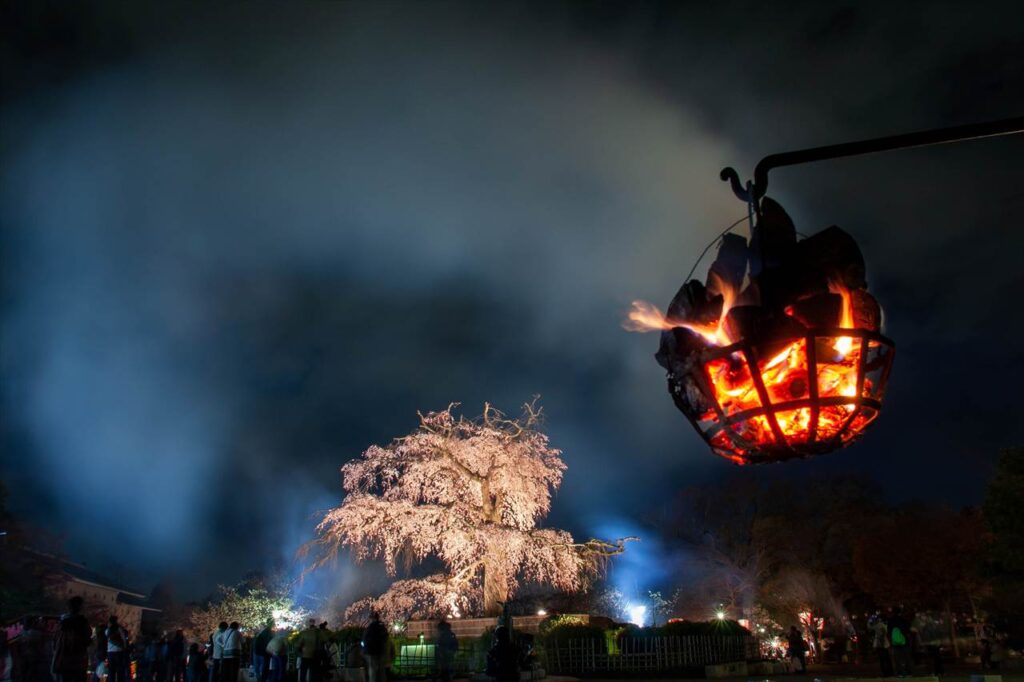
left=721, top=116, right=1024, bottom=203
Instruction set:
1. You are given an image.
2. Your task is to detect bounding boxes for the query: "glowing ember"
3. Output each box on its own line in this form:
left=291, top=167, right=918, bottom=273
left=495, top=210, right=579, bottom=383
left=628, top=198, right=894, bottom=464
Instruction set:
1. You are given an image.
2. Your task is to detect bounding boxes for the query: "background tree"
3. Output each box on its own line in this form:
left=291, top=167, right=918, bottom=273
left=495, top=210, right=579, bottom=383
left=664, top=477, right=767, bottom=619
left=983, top=446, right=1024, bottom=645
left=303, top=402, right=629, bottom=621
left=189, top=582, right=308, bottom=638
left=852, top=507, right=987, bottom=656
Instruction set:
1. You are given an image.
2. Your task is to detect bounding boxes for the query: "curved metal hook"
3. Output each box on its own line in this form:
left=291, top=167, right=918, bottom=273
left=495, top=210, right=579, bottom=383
left=719, top=167, right=751, bottom=202
left=720, top=116, right=1024, bottom=208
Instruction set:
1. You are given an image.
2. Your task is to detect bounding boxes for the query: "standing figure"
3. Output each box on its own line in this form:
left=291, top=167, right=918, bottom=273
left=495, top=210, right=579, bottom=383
left=220, top=623, right=241, bottom=682
left=870, top=615, right=892, bottom=678
left=433, top=622, right=457, bottom=682
left=16, top=617, right=48, bottom=682
left=168, top=630, right=186, bottom=682
left=264, top=631, right=288, bottom=682
left=92, top=626, right=107, bottom=682
left=787, top=626, right=807, bottom=673
left=296, top=619, right=322, bottom=682
left=104, top=616, right=129, bottom=682
left=186, top=643, right=207, bottom=682
left=53, top=596, right=93, bottom=682
left=888, top=608, right=913, bottom=678
left=361, top=613, right=389, bottom=682
left=208, top=623, right=227, bottom=682
left=252, top=622, right=274, bottom=682
left=485, top=627, right=519, bottom=682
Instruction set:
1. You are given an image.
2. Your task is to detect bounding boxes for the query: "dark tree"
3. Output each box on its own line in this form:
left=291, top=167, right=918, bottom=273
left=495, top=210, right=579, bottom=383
left=852, top=507, right=987, bottom=656
left=983, top=447, right=1024, bottom=645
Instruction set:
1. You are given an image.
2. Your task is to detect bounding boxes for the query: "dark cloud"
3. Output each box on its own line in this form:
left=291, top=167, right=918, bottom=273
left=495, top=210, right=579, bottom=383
left=2, top=1, right=1023, bottom=599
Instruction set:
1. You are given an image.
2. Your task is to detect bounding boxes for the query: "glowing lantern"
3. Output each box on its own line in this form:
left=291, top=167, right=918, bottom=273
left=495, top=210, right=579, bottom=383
left=627, top=198, right=894, bottom=464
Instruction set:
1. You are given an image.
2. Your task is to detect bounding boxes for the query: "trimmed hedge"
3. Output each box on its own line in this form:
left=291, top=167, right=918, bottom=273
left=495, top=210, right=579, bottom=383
left=630, top=619, right=751, bottom=638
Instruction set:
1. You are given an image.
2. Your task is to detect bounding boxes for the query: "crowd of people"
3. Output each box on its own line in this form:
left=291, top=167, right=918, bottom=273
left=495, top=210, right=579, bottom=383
left=2, top=599, right=523, bottom=682
left=780, top=606, right=1011, bottom=678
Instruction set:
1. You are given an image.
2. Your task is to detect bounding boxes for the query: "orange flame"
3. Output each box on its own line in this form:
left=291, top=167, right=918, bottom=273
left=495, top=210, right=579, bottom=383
left=624, top=272, right=737, bottom=346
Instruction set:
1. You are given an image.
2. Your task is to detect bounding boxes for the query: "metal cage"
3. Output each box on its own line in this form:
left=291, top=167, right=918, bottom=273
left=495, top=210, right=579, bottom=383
left=668, top=327, right=895, bottom=464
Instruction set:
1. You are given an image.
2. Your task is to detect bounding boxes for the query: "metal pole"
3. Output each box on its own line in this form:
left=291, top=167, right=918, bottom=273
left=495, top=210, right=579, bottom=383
left=720, top=116, right=1024, bottom=203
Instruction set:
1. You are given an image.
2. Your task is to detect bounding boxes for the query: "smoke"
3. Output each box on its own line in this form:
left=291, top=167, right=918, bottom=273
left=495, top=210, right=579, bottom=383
left=1, top=3, right=738, bottom=592
left=4, top=2, right=1024, bottom=597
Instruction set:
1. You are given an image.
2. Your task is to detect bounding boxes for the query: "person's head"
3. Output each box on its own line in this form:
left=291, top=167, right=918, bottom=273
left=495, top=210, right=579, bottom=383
left=494, top=626, right=509, bottom=643
left=369, top=611, right=380, bottom=623
left=68, top=596, right=84, bottom=614
left=218, top=621, right=228, bottom=631
left=319, top=621, right=328, bottom=630
left=266, top=618, right=275, bottom=629
left=109, top=615, right=119, bottom=626
left=437, top=621, right=450, bottom=632
left=229, top=622, right=239, bottom=631
left=176, top=629, right=183, bottom=637
left=893, top=606, right=903, bottom=617
left=790, top=625, right=799, bottom=633
left=189, top=642, right=199, bottom=654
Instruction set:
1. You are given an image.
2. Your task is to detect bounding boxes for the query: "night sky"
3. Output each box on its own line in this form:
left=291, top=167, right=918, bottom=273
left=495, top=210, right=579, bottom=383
left=3, top=2, right=1024, bottom=602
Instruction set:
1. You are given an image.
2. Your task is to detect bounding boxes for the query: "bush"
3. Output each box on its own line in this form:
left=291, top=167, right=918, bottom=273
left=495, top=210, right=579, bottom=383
left=538, top=615, right=588, bottom=636
left=330, top=626, right=365, bottom=646
left=537, top=623, right=607, bottom=646
left=651, top=619, right=751, bottom=637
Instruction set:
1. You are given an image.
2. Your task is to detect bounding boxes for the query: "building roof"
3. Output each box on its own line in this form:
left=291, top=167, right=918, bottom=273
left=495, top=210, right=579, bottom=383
left=24, top=549, right=150, bottom=600
left=117, top=591, right=162, bottom=611
left=60, top=560, right=147, bottom=598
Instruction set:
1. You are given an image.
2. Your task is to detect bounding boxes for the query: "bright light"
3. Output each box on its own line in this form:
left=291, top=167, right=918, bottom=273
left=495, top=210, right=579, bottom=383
left=537, top=609, right=547, bottom=616
left=715, top=611, right=726, bottom=621
left=627, top=604, right=647, bottom=627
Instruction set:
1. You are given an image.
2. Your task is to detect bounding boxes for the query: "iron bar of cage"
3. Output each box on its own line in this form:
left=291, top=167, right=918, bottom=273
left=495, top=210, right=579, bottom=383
left=686, top=328, right=894, bottom=458
left=720, top=115, right=1024, bottom=204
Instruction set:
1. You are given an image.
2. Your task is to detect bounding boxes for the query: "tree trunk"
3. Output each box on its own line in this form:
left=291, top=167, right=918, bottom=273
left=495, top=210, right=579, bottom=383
left=483, top=560, right=509, bottom=616
left=944, top=600, right=960, bottom=659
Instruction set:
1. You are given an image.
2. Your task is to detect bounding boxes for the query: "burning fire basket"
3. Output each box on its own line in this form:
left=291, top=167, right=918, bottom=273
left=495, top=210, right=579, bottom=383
left=639, top=198, right=895, bottom=465
left=670, top=326, right=894, bottom=465
left=627, top=116, right=1024, bottom=464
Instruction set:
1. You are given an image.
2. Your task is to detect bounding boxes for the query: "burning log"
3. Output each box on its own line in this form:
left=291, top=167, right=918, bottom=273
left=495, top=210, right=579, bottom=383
left=707, top=233, right=749, bottom=295
left=627, top=196, right=894, bottom=464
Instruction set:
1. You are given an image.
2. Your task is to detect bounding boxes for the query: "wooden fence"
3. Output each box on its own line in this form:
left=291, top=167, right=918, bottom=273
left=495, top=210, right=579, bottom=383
left=543, top=635, right=757, bottom=675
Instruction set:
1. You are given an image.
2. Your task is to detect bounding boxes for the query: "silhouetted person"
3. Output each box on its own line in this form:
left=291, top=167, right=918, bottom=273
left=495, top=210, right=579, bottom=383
left=870, top=615, right=892, bottom=677
left=296, top=619, right=322, bottom=682
left=168, top=630, right=185, bottom=682
left=786, top=626, right=807, bottom=673
left=486, top=626, right=519, bottom=682
left=888, top=608, right=913, bottom=677
left=1, top=631, right=12, bottom=682
left=209, top=622, right=227, bottom=682
left=153, top=634, right=169, bottom=682
left=105, top=616, right=129, bottom=682
left=186, top=643, right=207, bottom=682
left=92, top=626, right=107, bottom=682
left=16, top=616, right=48, bottom=682
left=434, top=621, right=457, bottom=682
left=139, top=638, right=157, bottom=682
left=317, top=622, right=333, bottom=680
left=265, top=630, right=288, bottom=682
left=252, top=621, right=274, bottom=682
left=220, top=623, right=241, bottom=682
left=53, top=596, right=93, bottom=682
left=361, top=613, right=389, bottom=682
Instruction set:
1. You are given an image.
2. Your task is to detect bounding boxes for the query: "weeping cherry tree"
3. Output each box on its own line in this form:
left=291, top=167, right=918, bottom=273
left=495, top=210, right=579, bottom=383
left=302, top=401, right=629, bottom=621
